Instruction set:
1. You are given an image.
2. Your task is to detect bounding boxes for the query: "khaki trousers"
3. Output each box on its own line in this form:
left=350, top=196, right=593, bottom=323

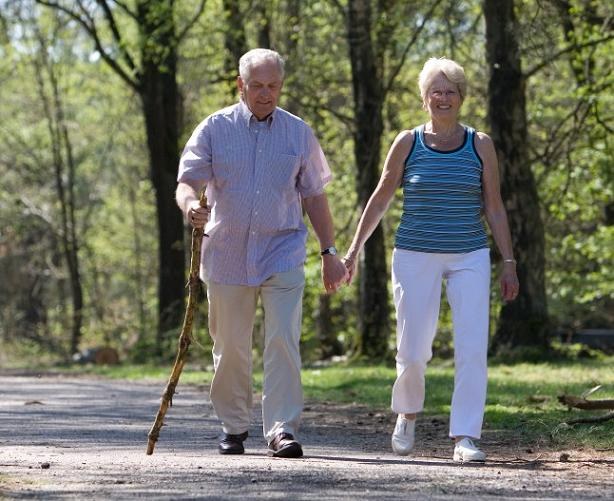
left=207, top=268, right=305, bottom=442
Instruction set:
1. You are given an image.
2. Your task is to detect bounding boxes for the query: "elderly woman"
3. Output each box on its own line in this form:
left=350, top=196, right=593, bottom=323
left=343, top=58, right=519, bottom=462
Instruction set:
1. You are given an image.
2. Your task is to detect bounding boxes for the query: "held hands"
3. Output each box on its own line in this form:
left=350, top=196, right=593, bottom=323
left=321, top=254, right=349, bottom=294
left=341, top=250, right=359, bottom=285
left=186, top=199, right=210, bottom=229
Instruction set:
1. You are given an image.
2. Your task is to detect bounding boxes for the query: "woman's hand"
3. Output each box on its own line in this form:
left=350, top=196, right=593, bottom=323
left=342, top=251, right=359, bottom=284
left=500, top=262, right=519, bottom=301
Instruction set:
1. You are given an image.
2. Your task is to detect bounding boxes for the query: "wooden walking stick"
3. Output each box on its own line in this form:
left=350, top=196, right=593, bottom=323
left=146, top=191, right=208, bottom=455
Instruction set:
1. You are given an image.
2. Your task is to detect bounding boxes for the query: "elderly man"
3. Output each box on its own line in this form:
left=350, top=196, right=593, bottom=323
left=176, top=48, right=348, bottom=458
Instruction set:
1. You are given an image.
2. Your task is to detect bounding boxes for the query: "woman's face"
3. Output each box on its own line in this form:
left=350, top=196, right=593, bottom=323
left=424, top=73, right=462, bottom=120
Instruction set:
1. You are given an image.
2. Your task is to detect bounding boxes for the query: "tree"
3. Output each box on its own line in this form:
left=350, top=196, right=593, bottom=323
left=35, top=0, right=207, bottom=354
left=483, top=0, right=550, bottom=351
left=343, top=0, right=442, bottom=358
left=32, top=19, right=84, bottom=354
left=222, top=0, right=247, bottom=97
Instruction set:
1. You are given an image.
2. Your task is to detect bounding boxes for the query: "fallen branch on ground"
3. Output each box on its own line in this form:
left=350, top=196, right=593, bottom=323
left=565, top=411, right=614, bottom=425
left=557, top=395, right=614, bottom=410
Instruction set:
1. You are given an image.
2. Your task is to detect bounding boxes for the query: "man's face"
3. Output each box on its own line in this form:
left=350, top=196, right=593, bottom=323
left=237, top=60, right=283, bottom=120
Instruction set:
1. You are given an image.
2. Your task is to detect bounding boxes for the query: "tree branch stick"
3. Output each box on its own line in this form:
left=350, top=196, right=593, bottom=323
left=146, top=192, right=207, bottom=455
left=558, top=395, right=614, bottom=410
left=565, top=411, right=614, bottom=426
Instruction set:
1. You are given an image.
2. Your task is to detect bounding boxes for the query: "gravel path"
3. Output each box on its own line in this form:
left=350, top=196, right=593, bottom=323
left=0, top=374, right=612, bottom=500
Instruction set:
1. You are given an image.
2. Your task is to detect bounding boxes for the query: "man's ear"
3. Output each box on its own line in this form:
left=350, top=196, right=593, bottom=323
left=237, top=76, right=244, bottom=96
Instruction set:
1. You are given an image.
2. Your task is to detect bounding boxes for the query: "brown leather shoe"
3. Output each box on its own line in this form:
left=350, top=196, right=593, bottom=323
left=267, top=432, right=303, bottom=458
left=218, top=431, right=248, bottom=455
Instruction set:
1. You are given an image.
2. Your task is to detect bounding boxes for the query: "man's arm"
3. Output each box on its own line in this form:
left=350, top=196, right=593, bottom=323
left=302, top=193, right=348, bottom=293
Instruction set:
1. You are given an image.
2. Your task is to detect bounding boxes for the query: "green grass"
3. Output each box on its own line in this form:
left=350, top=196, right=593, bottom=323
left=65, top=356, right=614, bottom=450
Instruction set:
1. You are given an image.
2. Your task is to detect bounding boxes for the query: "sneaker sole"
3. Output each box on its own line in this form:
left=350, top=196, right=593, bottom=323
left=453, top=453, right=486, bottom=463
left=392, top=443, right=413, bottom=456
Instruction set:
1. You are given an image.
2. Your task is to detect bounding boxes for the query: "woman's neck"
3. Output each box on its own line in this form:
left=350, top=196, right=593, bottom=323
left=426, top=119, right=460, bottom=137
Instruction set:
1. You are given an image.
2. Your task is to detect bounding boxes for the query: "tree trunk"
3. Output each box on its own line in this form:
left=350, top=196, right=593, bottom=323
left=137, top=0, right=185, bottom=354
left=484, top=0, right=550, bottom=351
left=33, top=25, right=84, bottom=355
left=128, top=184, right=147, bottom=343
left=315, top=293, right=343, bottom=359
left=34, top=0, right=193, bottom=353
left=551, top=0, right=602, bottom=87
left=282, top=0, right=301, bottom=115
left=255, top=0, right=271, bottom=49
left=347, top=0, right=390, bottom=359
left=223, top=0, right=247, bottom=97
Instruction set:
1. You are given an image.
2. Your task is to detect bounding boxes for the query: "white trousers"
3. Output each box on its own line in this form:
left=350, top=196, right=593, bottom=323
left=206, top=268, right=304, bottom=442
left=391, top=248, right=491, bottom=439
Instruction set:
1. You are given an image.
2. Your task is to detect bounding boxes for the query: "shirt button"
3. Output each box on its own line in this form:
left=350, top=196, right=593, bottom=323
left=258, top=149, right=262, bottom=153
left=254, top=211, right=258, bottom=215
left=256, top=190, right=260, bottom=194
left=252, top=231, right=256, bottom=235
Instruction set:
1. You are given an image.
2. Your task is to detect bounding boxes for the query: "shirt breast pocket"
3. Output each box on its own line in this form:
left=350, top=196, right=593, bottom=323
left=211, top=141, right=250, bottom=189
left=271, top=154, right=300, bottom=192
left=265, top=153, right=301, bottom=233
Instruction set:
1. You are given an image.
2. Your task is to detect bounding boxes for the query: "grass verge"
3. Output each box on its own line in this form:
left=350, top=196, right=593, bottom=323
left=53, top=356, right=614, bottom=451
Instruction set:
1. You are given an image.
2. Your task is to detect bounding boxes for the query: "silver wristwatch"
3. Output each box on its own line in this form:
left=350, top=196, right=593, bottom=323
left=320, top=246, right=338, bottom=256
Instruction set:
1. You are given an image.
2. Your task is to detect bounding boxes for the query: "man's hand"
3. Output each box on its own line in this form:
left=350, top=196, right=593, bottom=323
left=186, top=199, right=210, bottom=229
left=322, top=255, right=349, bottom=294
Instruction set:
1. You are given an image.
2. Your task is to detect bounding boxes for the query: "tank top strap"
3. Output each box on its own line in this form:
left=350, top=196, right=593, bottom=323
left=464, top=125, right=476, bottom=145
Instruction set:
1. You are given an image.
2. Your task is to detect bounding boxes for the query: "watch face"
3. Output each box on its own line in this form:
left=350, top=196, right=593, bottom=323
left=323, top=246, right=337, bottom=256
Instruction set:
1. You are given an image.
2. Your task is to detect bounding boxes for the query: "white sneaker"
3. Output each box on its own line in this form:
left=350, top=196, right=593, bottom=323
left=453, top=437, right=486, bottom=462
left=391, top=415, right=415, bottom=456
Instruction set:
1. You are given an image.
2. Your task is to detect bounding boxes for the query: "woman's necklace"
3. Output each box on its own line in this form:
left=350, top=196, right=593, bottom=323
left=425, top=124, right=462, bottom=147
left=427, top=124, right=461, bottom=141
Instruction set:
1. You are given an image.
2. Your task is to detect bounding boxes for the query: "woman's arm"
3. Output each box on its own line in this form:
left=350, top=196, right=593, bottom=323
left=477, top=131, right=519, bottom=301
left=343, top=130, right=414, bottom=282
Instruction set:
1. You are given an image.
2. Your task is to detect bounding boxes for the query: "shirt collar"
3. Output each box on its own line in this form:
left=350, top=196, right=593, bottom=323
left=238, top=99, right=276, bottom=129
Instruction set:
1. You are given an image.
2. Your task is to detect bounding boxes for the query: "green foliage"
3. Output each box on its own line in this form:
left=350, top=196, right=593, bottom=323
left=0, top=0, right=612, bottom=364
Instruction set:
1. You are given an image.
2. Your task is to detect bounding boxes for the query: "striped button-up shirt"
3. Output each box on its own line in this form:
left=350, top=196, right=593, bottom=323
left=178, top=100, right=332, bottom=286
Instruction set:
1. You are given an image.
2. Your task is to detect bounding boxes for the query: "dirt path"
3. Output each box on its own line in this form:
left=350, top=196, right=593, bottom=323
left=0, top=373, right=612, bottom=500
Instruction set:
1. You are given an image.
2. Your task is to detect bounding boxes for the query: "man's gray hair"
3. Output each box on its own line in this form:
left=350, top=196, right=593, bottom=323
left=239, top=48, right=285, bottom=81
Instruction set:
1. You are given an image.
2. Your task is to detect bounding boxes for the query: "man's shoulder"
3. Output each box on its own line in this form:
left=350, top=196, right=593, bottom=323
left=275, top=107, right=310, bottom=130
left=189, top=104, right=242, bottom=136
left=207, top=103, right=241, bottom=122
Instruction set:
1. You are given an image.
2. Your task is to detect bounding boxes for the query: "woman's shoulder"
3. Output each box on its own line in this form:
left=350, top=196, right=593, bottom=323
left=468, top=128, right=497, bottom=165
left=392, top=129, right=417, bottom=155
left=465, top=126, right=494, bottom=149
left=396, top=126, right=423, bottom=143
left=467, top=127, right=493, bottom=144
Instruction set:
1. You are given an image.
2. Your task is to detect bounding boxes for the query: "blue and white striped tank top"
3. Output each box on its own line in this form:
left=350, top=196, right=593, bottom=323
left=394, top=124, right=488, bottom=254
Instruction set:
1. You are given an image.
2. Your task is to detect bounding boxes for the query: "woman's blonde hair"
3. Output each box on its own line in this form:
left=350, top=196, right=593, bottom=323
left=418, top=57, right=467, bottom=102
